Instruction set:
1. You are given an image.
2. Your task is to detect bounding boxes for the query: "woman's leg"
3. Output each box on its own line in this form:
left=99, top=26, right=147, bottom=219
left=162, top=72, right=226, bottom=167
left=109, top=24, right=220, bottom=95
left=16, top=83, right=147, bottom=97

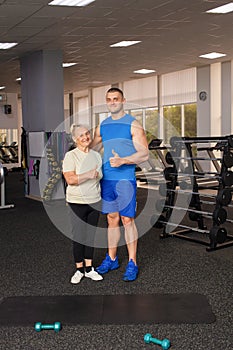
left=84, top=202, right=101, bottom=267
left=68, top=202, right=89, bottom=268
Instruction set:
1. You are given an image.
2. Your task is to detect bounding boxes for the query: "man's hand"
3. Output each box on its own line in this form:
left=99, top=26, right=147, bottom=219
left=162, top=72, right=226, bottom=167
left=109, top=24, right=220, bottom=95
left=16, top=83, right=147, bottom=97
left=109, top=149, right=125, bottom=168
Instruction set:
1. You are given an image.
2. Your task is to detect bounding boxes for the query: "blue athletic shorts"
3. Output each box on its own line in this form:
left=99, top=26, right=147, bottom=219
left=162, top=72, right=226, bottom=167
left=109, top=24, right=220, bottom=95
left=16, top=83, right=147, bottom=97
left=101, top=179, right=137, bottom=217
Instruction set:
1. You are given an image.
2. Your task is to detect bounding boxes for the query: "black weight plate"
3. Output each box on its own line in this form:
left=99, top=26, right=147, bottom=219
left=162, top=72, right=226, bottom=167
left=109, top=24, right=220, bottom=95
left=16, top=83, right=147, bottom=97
left=216, top=189, right=232, bottom=206
left=222, top=171, right=233, bottom=186
left=223, top=152, right=233, bottom=168
left=213, top=207, right=227, bottom=224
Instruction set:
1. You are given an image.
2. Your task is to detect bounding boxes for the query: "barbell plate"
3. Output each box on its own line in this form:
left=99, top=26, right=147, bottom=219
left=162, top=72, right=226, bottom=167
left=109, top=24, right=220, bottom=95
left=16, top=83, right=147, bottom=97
left=223, top=152, right=233, bottom=168
left=213, top=207, right=227, bottom=224
left=216, top=189, right=232, bottom=206
left=209, top=227, right=227, bottom=244
left=188, top=212, right=200, bottom=221
left=165, top=152, right=175, bottom=165
left=222, top=171, right=233, bottom=186
left=163, top=167, right=177, bottom=181
left=228, top=135, right=233, bottom=148
left=216, top=228, right=228, bottom=244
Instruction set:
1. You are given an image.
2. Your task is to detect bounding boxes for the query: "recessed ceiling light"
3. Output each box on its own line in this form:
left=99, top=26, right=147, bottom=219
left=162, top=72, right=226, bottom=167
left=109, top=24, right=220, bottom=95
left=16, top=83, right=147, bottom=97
left=48, top=0, right=95, bottom=6
left=134, top=69, right=156, bottom=74
left=199, top=52, right=226, bottom=59
left=63, top=62, right=77, bottom=67
left=0, top=86, right=6, bottom=90
left=110, top=41, right=141, bottom=48
left=206, top=2, right=233, bottom=14
left=0, top=43, right=18, bottom=49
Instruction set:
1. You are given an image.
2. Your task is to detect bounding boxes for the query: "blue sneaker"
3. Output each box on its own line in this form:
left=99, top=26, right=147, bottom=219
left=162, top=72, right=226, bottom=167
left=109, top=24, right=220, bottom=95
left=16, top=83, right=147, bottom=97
left=123, top=259, right=138, bottom=281
left=96, top=254, right=119, bottom=274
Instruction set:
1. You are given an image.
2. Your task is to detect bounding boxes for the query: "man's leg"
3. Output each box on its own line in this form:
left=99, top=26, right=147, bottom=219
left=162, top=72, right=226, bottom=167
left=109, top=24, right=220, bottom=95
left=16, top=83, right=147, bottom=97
left=121, top=216, right=138, bottom=264
left=96, top=211, right=120, bottom=274
left=107, top=212, right=121, bottom=259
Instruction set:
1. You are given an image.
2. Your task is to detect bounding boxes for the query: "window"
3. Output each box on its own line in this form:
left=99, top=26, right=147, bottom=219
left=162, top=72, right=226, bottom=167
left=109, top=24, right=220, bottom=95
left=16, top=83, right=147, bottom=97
left=145, top=108, right=159, bottom=143
left=163, top=105, right=182, bottom=144
left=130, top=109, right=143, bottom=125
left=184, top=103, right=197, bottom=137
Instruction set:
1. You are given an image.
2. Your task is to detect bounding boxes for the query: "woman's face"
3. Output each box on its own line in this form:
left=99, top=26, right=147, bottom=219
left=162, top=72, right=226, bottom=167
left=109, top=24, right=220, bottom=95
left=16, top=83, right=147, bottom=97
left=75, top=127, right=91, bottom=148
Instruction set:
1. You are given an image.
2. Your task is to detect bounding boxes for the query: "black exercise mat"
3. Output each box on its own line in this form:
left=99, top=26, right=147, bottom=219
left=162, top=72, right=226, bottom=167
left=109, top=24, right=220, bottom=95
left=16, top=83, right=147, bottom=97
left=0, top=293, right=216, bottom=326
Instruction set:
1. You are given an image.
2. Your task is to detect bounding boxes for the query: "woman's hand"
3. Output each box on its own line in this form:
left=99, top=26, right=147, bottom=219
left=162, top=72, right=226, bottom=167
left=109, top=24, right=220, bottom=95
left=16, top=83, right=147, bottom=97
left=88, top=165, right=99, bottom=179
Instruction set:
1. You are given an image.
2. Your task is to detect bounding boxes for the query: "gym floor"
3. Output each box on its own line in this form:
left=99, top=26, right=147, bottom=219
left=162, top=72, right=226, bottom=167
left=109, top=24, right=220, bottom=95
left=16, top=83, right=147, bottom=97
left=0, top=171, right=232, bottom=350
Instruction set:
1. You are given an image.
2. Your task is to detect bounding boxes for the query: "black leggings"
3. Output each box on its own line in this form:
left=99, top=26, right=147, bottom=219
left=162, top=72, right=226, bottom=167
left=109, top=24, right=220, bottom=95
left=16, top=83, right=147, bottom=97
left=68, top=202, right=100, bottom=264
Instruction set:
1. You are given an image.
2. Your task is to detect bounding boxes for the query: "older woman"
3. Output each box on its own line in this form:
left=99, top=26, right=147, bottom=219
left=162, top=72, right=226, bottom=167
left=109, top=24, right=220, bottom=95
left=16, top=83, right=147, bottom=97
left=63, top=124, right=103, bottom=284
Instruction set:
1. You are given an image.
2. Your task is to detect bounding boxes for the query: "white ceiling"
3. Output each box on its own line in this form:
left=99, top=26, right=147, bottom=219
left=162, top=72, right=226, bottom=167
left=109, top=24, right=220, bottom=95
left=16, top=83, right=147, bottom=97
left=0, top=0, right=233, bottom=94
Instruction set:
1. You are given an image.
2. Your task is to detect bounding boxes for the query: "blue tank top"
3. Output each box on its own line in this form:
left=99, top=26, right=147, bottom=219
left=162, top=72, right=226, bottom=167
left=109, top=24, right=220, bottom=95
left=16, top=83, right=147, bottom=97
left=100, top=114, right=136, bottom=180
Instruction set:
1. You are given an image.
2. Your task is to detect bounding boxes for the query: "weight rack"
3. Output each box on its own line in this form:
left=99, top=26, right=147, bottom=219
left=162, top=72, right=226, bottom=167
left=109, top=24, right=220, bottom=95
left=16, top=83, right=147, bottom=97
left=156, top=135, right=233, bottom=251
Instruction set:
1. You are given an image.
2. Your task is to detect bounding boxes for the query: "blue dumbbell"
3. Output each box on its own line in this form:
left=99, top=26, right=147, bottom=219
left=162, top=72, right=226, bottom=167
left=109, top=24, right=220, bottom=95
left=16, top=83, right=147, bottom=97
left=144, top=333, right=171, bottom=349
left=34, top=321, right=62, bottom=333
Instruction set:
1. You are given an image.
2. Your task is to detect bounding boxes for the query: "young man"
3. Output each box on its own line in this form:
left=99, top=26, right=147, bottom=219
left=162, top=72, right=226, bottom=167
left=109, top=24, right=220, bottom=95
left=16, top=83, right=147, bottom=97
left=91, top=87, right=149, bottom=281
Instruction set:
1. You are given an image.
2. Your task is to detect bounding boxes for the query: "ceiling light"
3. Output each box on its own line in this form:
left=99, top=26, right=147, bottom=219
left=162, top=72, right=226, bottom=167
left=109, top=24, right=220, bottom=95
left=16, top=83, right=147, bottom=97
left=206, top=2, right=233, bottom=14
left=63, top=62, right=77, bottom=67
left=16, top=77, right=21, bottom=81
left=0, top=43, right=18, bottom=49
left=110, top=41, right=141, bottom=48
left=0, top=86, right=6, bottom=90
left=199, top=52, right=226, bottom=59
left=134, top=69, right=156, bottom=74
left=48, top=0, right=95, bottom=6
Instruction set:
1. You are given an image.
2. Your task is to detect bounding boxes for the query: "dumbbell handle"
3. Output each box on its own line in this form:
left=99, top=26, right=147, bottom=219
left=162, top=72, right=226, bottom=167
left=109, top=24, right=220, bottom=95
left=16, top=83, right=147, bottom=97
left=144, top=333, right=171, bottom=349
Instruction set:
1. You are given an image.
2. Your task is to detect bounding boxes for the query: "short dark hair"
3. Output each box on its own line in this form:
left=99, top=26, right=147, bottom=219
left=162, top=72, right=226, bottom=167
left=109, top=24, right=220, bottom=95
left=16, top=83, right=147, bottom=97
left=106, top=87, right=124, bottom=98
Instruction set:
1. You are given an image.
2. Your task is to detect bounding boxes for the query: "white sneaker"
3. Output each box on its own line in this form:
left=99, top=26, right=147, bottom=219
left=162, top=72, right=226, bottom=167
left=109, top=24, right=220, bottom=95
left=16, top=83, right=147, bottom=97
left=85, top=267, right=103, bottom=281
left=70, top=270, right=84, bottom=284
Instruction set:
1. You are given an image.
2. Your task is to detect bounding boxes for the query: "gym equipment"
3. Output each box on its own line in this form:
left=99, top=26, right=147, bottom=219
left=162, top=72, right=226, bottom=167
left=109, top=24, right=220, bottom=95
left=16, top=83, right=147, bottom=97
left=156, top=134, right=233, bottom=251
left=159, top=183, right=232, bottom=206
left=42, top=144, right=63, bottom=202
left=170, top=135, right=233, bottom=148
left=155, top=201, right=229, bottom=225
left=223, top=152, right=233, bottom=168
left=144, top=333, right=171, bottom=349
left=0, top=294, right=216, bottom=326
left=34, top=321, right=62, bottom=333
left=153, top=216, right=227, bottom=242
left=0, top=162, right=14, bottom=210
left=164, top=169, right=233, bottom=186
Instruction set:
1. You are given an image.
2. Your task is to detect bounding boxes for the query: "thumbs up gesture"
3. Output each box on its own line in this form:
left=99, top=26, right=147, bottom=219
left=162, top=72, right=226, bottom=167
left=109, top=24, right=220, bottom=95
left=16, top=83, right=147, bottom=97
left=110, top=149, right=124, bottom=167
left=112, top=149, right=119, bottom=158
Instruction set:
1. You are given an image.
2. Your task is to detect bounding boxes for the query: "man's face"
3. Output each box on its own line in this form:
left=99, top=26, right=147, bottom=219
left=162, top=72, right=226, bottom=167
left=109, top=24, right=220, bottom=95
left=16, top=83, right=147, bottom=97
left=106, top=91, right=125, bottom=114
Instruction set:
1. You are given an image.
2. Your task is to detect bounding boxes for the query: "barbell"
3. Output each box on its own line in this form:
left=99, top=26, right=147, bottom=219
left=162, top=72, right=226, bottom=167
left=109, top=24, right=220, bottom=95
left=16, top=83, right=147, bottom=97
left=166, top=150, right=233, bottom=168
left=170, top=135, right=233, bottom=148
left=155, top=201, right=228, bottom=225
left=165, top=151, right=233, bottom=168
left=158, top=182, right=232, bottom=206
left=163, top=167, right=233, bottom=186
left=166, top=153, right=222, bottom=163
left=151, top=214, right=227, bottom=244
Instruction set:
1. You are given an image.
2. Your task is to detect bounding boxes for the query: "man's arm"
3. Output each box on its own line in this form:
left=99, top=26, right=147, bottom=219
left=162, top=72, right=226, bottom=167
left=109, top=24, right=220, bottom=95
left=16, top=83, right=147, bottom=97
left=109, top=120, right=149, bottom=167
left=90, top=125, right=102, bottom=151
